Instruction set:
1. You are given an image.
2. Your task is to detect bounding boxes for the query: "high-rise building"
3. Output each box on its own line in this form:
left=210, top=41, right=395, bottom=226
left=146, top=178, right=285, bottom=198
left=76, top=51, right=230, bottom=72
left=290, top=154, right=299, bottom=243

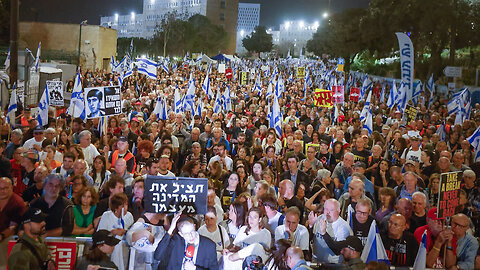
left=277, top=20, right=319, bottom=56
left=236, top=3, right=260, bottom=53
left=100, top=0, right=239, bottom=54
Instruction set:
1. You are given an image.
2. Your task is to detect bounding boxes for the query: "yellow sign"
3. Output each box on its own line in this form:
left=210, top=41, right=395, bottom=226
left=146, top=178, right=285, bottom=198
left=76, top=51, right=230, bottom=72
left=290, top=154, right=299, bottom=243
left=240, top=71, right=248, bottom=85
left=337, top=64, right=344, bottom=72
left=297, top=67, right=305, bottom=79
left=313, top=89, right=334, bottom=108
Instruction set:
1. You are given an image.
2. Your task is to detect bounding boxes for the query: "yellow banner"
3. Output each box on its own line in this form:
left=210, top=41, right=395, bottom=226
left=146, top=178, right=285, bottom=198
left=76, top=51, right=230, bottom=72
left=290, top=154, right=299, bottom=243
left=313, top=89, right=333, bottom=108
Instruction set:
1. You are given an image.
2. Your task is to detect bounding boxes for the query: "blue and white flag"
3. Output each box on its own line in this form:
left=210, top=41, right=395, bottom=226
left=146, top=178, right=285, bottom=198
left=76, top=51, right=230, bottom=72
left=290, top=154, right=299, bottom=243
left=136, top=58, right=157, bottom=80
left=380, top=82, right=386, bottom=103
left=4, top=45, right=10, bottom=70
left=288, top=72, right=293, bottom=84
left=98, top=116, right=108, bottom=137
left=413, top=230, right=427, bottom=270
left=396, top=81, right=408, bottom=112
left=396, top=32, right=414, bottom=102
left=202, top=65, right=212, bottom=99
left=467, top=125, right=480, bottom=162
left=7, top=83, right=17, bottom=128
left=286, top=49, right=291, bottom=60
left=346, top=204, right=355, bottom=230
left=332, top=104, right=339, bottom=126
left=66, top=71, right=86, bottom=120
left=360, top=220, right=390, bottom=265
left=360, top=90, right=372, bottom=122
left=223, top=86, right=232, bottom=112
left=184, top=73, right=196, bottom=112
left=254, top=74, right=262, bottom=95
left=266, top=82, right=273, bottom=100
left=160, top=59, right=169, bottom=74
left=436, top=121, right=446, bottom=142
left=34, top=42, right=41, bottom=71
left=386, top=81, right=398, bottom=109
left=37, top=84, right=50, bottom=126
left=130, top=39, right=134, bottom=55
left=426, top=74, right=435, bottom=108
left=271, top=94, right=282, bottom=137
left=153, top=96, right=168, bottom=120
left=173, top=86, right=182, bottom=114
left=360, top=76, right=372, bottom=100
left=363, top=108, right=373, bottom=135
left=213, top=88, right=222, bottom=113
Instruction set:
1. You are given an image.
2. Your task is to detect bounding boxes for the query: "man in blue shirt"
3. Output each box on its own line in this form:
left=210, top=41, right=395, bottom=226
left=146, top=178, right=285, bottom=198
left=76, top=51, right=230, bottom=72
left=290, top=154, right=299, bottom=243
left=447, top=214, right=478, bottom=270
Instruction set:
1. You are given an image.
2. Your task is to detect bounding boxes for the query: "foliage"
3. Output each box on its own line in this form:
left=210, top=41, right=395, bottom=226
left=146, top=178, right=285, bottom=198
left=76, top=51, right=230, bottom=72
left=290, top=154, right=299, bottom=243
left=117, top=37, right=151, bottom=58
left=0, top=0, right=9, bottom=45
left=242, top=26, right=273, bottom=53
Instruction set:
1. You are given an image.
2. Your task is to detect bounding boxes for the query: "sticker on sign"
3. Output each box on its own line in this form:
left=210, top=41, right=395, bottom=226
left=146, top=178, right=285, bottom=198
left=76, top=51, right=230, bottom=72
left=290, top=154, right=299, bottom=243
left=443, top=66, right=462, bottom=78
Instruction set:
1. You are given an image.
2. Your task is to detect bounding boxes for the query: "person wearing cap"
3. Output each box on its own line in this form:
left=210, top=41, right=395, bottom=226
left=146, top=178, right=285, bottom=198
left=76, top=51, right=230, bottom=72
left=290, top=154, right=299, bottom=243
left=19, top=149, right=40, bottom=188
left=21, top=117, right=38, bottom=144
left=75, top=230, right=120, bottom=270
left=414, top=207, right=456, bottom=268
left=380, top=213, right=419, bottom=267
left=337, top=236, right=366, bottom=270
left=285, top=246, right=313, bottom=270
left=118, top=118, right=138, bottom=152
left=7, top=208, right=55, bottom=270
left=23, top=126, right=45, bottom=152
left=108, top=135, right=136, bottom=174
left=400, top=132, right=422, bottom=165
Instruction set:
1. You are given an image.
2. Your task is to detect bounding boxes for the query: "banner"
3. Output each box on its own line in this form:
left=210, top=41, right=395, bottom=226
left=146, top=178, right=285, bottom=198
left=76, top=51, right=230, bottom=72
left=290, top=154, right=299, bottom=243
left=84, top=86, right=122, bottom=119
left=225, top=68, right=232, bottom=79
left=349, top=87, right=360, bottom=102
left=313, top=89, right=333, bottom=108
left=17, top=81, right=24, bottom=105
left=218, top=64, right=226, bottom=73
left=396, top=32, right=414, bottom=102
left=297, top=67, right=305, bottom=79
left=332, top=85, right=344, bottom=104
left=437, top=171, right=462, bottom=219
left=404, top=105, right=418, bottom=124
left=8, top=241, right=77, bottom=270
left=337, top=57, right=345, bottom=72
left=240, top=71, right=248, bottom=85
left=144, top=176, right=208, bottom=214
left=47, top=80, right=64, bottom=107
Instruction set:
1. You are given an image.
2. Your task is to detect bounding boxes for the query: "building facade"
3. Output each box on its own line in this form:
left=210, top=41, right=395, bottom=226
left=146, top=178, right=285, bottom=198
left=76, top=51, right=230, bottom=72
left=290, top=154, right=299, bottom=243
left=277, top=20, right=318, bottom=56
left=100, top=0, right=239, bottom=54
left=236, top=3, right=260, bottom=53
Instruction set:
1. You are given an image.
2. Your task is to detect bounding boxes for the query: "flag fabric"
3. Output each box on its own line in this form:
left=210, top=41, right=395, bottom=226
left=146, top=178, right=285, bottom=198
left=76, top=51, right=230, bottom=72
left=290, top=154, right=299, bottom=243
left=363, top=108, right=373, bottom=135
left=66, top=71, right=86, bottom=120
left=436, top=121, right=446, bottom=142
left=173, top=86, right=182, bottom=114
left=130, top=39, right=134, bottom=55
left=37, top=85, right=50, bottom=126
left=153, top=96, right=168, bottom=120
left=346, top=204, right=354, bottom=230
left=427, top=74, right=435, bottom=108
left=98, top=116, right=108, bottom=137
left=360, top=220, right=390, bottom=265
left=7, top=84, right=17, bottom=128
left=136, top=58, right=157, bottom=80
left=4, top=45, right=10, bottom=70
left=254, top=74, right=262, bottom=95
left=467, top=125, right=480, bottom=162
left=213, top=88, right=222, bottom=113
left=160, top=59, right=169, bottom=74
left=110, top=56, right=116, bottom=71
left=184, top=73, right=196, bottom=112
left=34, top=42, right=41, bottom=71
left=413, top=230, right=427, bottom=270
left=223, top=86, right=232, bottom=112
left=380, top=82, right=385, bottom=103
left=396, top=81, right=408, bottom=112
left=387, top=81, right=397, bottom=109
left=360, top=76, right=372, bottom=100
left=202, top=65, right=212, bottom=98
left=360, top=90, right=372, bottom=122
left=271, top=95, right=282, bottom=137
left=266, top=82, right=273, bottom=100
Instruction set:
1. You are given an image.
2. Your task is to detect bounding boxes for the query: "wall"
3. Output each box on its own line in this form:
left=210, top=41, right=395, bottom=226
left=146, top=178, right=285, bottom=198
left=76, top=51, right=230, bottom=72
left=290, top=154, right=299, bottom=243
left=206, top=0, right=239, bottom=54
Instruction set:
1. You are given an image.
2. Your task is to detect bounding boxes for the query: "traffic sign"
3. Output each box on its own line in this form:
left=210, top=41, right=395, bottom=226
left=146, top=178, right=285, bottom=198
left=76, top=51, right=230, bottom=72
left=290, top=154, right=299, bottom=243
left=443, top=66, right=462, bottom=78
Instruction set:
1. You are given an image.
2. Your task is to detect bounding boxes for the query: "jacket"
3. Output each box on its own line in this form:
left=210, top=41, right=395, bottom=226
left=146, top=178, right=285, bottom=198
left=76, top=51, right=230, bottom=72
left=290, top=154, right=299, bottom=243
left=8, top=234, right=51, bottom=270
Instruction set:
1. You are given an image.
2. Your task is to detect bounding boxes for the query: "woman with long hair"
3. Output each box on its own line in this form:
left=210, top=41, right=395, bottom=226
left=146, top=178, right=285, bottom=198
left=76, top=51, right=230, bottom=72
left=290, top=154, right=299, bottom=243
left=220, top=173, right=243, bottom=212
left=89, top=155, right=110, bottom=192
left=260, top=146, right=282, bottom=179
left=222, top=200, right=247, bottom=242
left=72, top=186, right=98, bottom=237
left=107, top=117, right=121, bottom=136
left=330, top=141, right=344, bottom=168
left=180, top=160, right=201, bottom=178
left=264, top=239, right=291, bottom=270
left=371, top=160, right=393, bottom=192
left=247, top=161, right=264, bottom=192
left=56, top=129, right=71, bottom=153
left=136, top=140, right=154, bottom=164
left=76, top=230, right=120, bottom=269
left=236, top=165, right=249, bottom=192
left=428, top=173, right=441, bottom=207
left=69, top=144, right=85, bottom=160
left=375, top=187, right=396, bottom=223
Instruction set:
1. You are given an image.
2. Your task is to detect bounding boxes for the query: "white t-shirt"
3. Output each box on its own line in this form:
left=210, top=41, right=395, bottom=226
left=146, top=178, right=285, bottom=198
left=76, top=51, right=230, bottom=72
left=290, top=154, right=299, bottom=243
left=209, top=155, right=234, bottom=171
left=81, top=144, right=100, bottom=167
left=23, top=137, right=44, bottom=151
left=198, top=224, right=231, bottom=260
left=233, top=226, right=271, bottom=250
left=266, top=212, right=284, bottom=235
left=274, top=224, right=309, bottom=251
left=401, top=147, right=422, bottom=163
left=312, top=215, right=352, bottom=263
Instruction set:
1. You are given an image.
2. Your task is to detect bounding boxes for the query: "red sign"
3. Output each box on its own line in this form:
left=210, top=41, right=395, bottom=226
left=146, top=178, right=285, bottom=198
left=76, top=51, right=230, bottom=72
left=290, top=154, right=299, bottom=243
left=332, top=85, right=345, bottom=104
left=373, top=87, right=380, bottom=99
left=225, top=68, right=233, bottom=79
left=8, top=241, right=77, bottom=270
left=349, top=87, right=360, bottom=102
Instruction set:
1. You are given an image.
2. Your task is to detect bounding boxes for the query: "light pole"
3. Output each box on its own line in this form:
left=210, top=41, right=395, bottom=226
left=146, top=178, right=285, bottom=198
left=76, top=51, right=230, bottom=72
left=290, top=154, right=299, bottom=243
left=78, top=20, right=88, bottom=67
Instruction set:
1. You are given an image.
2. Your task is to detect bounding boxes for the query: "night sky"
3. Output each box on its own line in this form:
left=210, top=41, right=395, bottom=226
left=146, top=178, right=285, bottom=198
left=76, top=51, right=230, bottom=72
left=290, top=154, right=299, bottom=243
left=19, top=0, right=370, bottom=27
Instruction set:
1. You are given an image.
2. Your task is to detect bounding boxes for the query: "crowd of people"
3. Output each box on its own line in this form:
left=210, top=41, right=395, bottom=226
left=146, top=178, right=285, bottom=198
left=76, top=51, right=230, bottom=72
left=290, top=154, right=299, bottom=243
left=1, top=58, right=480, bottom=270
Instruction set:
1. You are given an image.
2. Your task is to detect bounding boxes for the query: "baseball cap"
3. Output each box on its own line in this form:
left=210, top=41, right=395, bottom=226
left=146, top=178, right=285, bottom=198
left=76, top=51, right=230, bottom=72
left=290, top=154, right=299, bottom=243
left=118, top=136, right=128, bottom=142
left=337, top=236, right=363, bottom=252
left=409, top=131, right=422, bottom=140
left=404, top=160, right=416, bottom=166
left=22, top=149, right=39, bottom=161
left=22, top=208, right=47, bottom=224
left=353, top=161, right=366, bottom=169
left=119, top=119, right=129, bottom=125
left=160, top=154, right=170, bottom=159
left=135, top=101, right=142, bottom=105
left=33, top=126, right=44, bottom=133
left=131, top=117, right=140, bottom=123
left=382, top=124, right=390, bottom=130
left=427, top=208, right=444, bottom=220
left=92, top=230, right=121, bottom=248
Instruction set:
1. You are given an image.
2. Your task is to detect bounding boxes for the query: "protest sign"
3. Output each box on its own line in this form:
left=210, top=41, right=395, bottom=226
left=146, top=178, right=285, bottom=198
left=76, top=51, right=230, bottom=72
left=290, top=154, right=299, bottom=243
left=404, top=105, right=418, bottom=124
left=8, top=241, right=76, bottom=270
left=349, top=87, right=360, bottom=102
left=332, top=85, right=345, bottom=104
left=218, top=64, right=226, bottom=73
left=437, top=171, right=462, bottom=219
left=84, top=86, right=122, bottom=119
left=47, top=80, right=64, bottom=106
left=225, top=68, right=233, bottom=79
left=314, top=89, right=333, bottom=108
left=297, top=67, right=305, bottom=79
left=144, top=176, right=208, bottom=214
left=337, top=58, right=345, bottom=72
left=240, top=71, right=248, bottom=85
left=17, top=81, right=24, bottom=105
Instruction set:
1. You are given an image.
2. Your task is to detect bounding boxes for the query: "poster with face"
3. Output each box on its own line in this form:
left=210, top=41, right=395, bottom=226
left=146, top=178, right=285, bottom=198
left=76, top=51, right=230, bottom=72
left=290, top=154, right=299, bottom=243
left=84, top=86, right=122, bottom=119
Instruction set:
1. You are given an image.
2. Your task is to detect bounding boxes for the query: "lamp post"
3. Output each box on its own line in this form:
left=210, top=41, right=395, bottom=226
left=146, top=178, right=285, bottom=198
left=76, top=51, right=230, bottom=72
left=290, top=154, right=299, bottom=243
left=78, top=20, right=88, bottom=67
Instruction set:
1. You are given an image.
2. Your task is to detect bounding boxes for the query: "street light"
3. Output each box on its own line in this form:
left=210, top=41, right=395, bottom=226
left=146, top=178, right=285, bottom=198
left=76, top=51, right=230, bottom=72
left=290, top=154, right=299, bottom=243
left=114, top=13, right=119, bottom=21
left=285, top=21, right=290, bottom=30
left=78, top=20, right=87, bottom=67
left=323, top=12, right=329, bottom=19
left=299, top=20, right=304, bottom=29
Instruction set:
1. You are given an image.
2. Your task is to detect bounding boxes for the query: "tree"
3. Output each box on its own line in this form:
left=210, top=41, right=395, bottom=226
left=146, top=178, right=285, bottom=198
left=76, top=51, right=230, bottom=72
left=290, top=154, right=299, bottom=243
left=0, top=0, right=9, bottom=45
left=117, top=37, right=150, bottom=58
left=242, top=26, right=273, bottom=53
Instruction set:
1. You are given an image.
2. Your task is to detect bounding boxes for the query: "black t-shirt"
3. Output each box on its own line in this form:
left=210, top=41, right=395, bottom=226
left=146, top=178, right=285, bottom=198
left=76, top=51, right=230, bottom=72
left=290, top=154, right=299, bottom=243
left=352, top=215, right=374, bottom=246
left=22, top=169, right=35, bottom=187
left=221, top=189, right=236, bottom=212
left=22, top=185, right=43, bottom=203
left=30, top=196, right=74, bottom=235
left=409, top=213, right=426, bottom=234
left=381, top=231, right=419, bottom=267
left=352, top=148, right=370, bottom=163
left=94, top=198, right=109, bottom=220
left=285, top=196, right=305, bottom=223
left=316, top=152, right=333, bottom=169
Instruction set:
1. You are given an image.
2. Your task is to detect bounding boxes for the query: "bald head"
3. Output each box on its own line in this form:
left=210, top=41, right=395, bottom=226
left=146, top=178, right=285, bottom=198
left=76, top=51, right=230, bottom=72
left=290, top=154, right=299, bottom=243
left=396, top=198, right=413, bottom=219
left=286, top=246, right=304, bottom=268
left=0, top=177, right=13, bottom=200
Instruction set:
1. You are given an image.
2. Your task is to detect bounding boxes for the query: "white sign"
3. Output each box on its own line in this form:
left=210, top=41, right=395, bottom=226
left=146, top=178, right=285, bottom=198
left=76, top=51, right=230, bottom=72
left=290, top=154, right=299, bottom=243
left=28, top=72, right=39, bottom=106
left=84, top=86, right=122, bottom=119
left=448, top=82, right=456, bottom=91
left=46, top=80, right=64, bottom=106
left=443, top=66, right=462, bottom=78
left=218, top=64, right=225, bottom=74
left=17, top=81, right=24, bottom=105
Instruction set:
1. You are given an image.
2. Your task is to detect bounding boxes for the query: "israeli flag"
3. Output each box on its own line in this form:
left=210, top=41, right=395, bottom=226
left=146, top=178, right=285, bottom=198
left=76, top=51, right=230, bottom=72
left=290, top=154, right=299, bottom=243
left=288, top=72, right=293, bottom=84
left=98, top=116, right=108, bottom=137
left=136, top=58, right=157, bottom=80
left=363, top=108, right=373, bottom=135
left=266, top=82, right=273, bottom=100
left=286, top=49, right=291, bottom=60
left=380, top=82, right=385, bottom=103
left=34, top=42, right=41, bottom=71
left=7, top=83, right=17, bottom=128
left=37, top=84, right=50, bottom=126
left=360, top=220, right=390, bottom=265
left=396, top=81, right=408, bottom=112
left=202, top=65, right=212, bottom=99
left=213, top=88, right=222, bottom=113
left=173, top=86, right=182, bottom=114
left=360, top=90, right=372, bottom=122
left=4, top=45, right=10, bottom=70
left=66, top=71, right=86, bottom=120
left=160, top=59, right=169, bottom=74
left=467, top=125, right=480, bottom=162
left=153, top=96, right=168, bottom=120
left=427, top=75, right=435, bottom=108
left=436, top=121, right=446, bottom=141
left=184, top=74, right=196, bottom=112
left=130, top=39, right=134, bottom=55
left=413, top=230, right=427, bottom=270
left=272, top=95, right=282, bottom=137
left=223, top=86, right=232, bottom=112
left=254, top=74, right=262, bottom=95
left=346, top=204, right=355, bottom=230
left=360, top=76, right=372, bottom=100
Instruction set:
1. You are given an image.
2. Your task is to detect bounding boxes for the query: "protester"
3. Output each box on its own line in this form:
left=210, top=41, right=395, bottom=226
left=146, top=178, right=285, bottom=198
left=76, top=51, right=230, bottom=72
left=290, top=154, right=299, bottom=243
left=76, top=230, right=120, bottom=269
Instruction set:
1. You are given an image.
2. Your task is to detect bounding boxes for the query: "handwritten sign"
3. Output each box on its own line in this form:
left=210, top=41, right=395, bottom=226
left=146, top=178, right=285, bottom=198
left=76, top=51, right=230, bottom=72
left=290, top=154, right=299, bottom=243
left=47, top=80, right=64, bottom=107
left=297, top=67, right=305, bottom=79
left=437, top=171, right=462, bottom=219
left=337, top=58, right=345, bottom=72
left=314, top=89, right=333, bottom=108
left=332, top=85, right=344, bottom=104
left=8, top=241, right=76, bottom=270
left=144, top=176, right=208, bottom=214
left=350, top=87, right=360, bottom=102
left=240, top=71, right=248, bottom=85
left=404, top=105, right=418, bottom=124
left=84, top=86, right=122, bottom=119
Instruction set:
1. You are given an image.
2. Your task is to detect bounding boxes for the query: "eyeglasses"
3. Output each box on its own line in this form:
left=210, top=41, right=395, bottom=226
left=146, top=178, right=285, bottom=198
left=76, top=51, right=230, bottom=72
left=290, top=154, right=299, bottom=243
left=451, top=221, right=469, bottom=229
left=356, top=210, right=369, bottom=217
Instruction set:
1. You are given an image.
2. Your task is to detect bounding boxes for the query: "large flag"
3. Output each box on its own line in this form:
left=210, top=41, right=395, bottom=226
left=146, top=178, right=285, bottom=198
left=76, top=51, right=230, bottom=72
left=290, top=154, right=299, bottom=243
left=254, top=74, right=262, bottom=95
left=173, top=86, right=182, bottom=114
left=66, top=71, right=86, bottom=120
left=213, top=88, right=222, bottom=113
left=467, top=125, right=480, bottom=162
left=396, top=81, right=408, bottom=112
left=413, top=230, right=427, bottom=270
left=426, top=74, right=435, bottom=108
left=360, top=76, right=372, bottom=100
left=153, top=96, right=168, bottom=120
left=7, top=84, right=17, bottom=128
left=136, top=58, right=157, bottom=80
left=37, top=85, right=50, bottom=126
left=202, top=65, right=212, bottom=99
left=4, top=45, right=10, bottom=70
left=363, top=108, right=373, bottom=135
left=360, top=90, right=372, bottom=122
left=380, top=82, right=386, bottom=103
left=396, top=32, right=414, bottom=102
left=271, top=95, right=282, bottom=136
left=361, top=220, right=390, bottom=265
left=34, top=42, right=41, bottom=71
left=436, top=121, right=446, bottom=141
left=184, top=73, right=196, bottom=112
left=223, top=86, right=232, bottom=112
left=160, top=59, right=169, bottom=74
